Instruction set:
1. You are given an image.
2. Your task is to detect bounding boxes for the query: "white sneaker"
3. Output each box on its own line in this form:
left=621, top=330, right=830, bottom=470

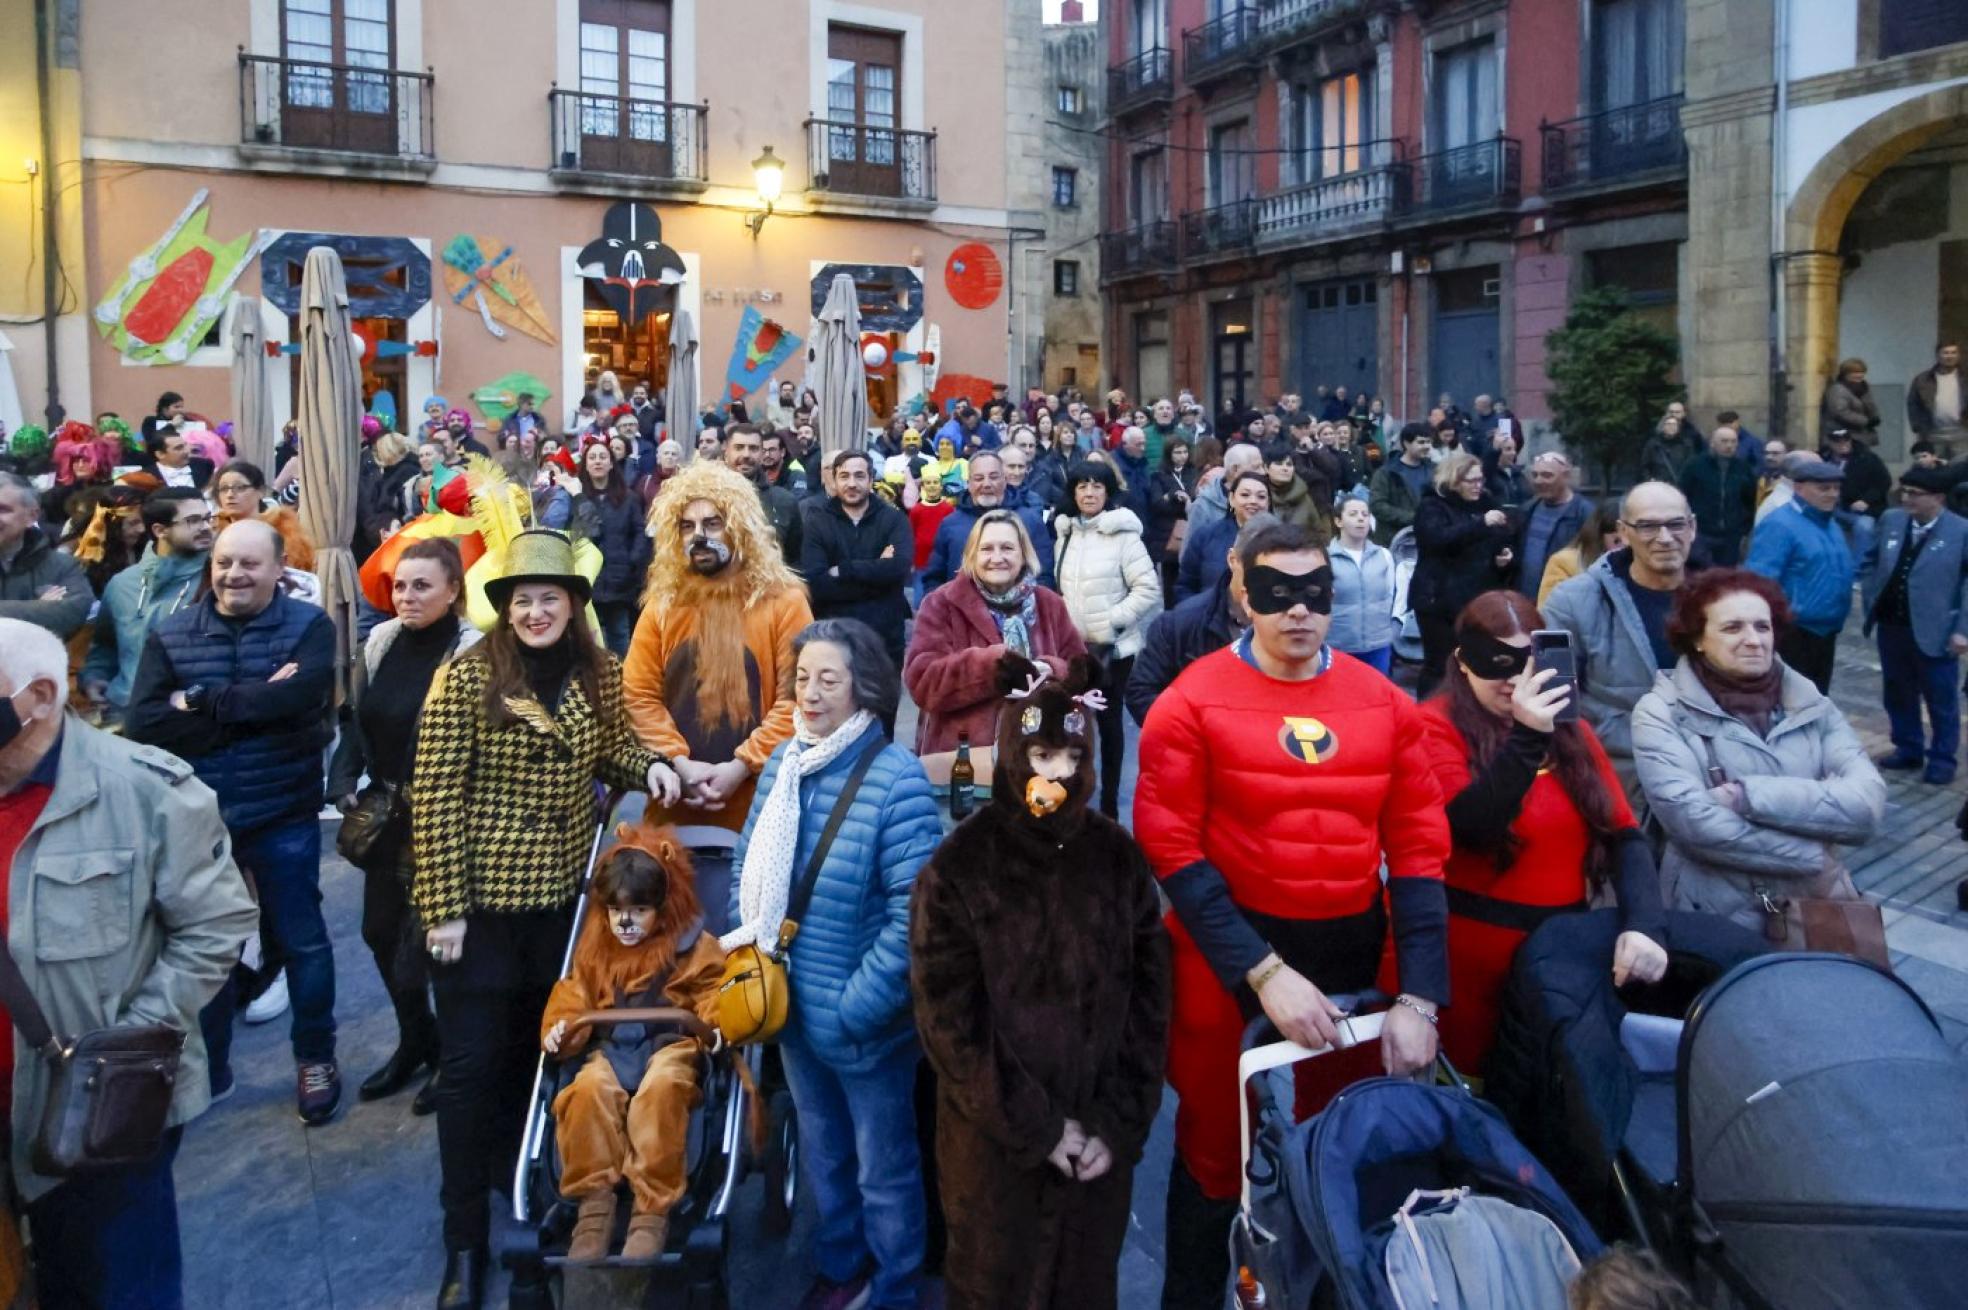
left=245, top=972, right=290, bottom=1024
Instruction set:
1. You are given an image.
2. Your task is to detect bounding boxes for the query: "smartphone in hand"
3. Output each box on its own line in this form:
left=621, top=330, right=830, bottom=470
left=1531, top=629, right=1580, bottom=723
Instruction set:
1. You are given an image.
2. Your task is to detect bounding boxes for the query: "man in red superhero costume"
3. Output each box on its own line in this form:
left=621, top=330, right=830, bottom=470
left=1135, top=519, right=1451, bottom=1307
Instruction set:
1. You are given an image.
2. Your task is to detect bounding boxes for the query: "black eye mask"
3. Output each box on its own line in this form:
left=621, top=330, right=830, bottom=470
left=1244, top=563, right=1333, bottom=616
left=1456, top=630, right=1532, bottom=680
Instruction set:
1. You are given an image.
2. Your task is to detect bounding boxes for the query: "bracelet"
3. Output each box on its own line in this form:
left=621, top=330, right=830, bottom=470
left=1248, top=955, right=1285, bottom=993
left=1393, top=993, right=1439, bottom=1026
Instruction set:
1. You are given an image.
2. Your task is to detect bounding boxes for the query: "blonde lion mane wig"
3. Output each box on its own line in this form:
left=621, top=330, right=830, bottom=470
left=640, top=460, right=806, bottom=731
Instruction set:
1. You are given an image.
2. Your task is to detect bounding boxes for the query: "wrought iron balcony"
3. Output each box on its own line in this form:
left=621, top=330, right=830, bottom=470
left=1540, top=95, right=1686, bottom=193
left=804, top=118, right=937, bottom=204
left=1259, top=0, right=1367, bottom=47
left=239, top=51, right=433, bottom=160
left=1100, top=221, right=1178, bottom=280
left=549, top=91, right=707, bottom=187
left=1107, top=47, right=1175, bottom=115
left=1257, top=143, right=1403, bottom=245
left=1183, top=7, right=1264, bottom=84
left=1401, top=136, right=1520, bottom=215
left=1184, top=199, right=1260, bottom=258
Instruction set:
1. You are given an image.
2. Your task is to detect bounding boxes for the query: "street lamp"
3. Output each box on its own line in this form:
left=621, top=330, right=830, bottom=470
left=747, top=145, right=784, bottom=239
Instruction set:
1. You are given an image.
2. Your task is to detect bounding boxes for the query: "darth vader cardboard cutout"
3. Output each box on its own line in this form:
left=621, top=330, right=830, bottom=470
left=577, top=201, right=686, bottom=327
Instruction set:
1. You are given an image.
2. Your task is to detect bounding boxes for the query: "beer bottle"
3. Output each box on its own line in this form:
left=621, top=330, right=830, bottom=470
left=949, top=732, right=975, bottom=819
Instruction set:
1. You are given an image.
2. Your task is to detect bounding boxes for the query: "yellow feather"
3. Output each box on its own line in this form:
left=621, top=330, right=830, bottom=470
left=462, top=455, right=525, bottom=554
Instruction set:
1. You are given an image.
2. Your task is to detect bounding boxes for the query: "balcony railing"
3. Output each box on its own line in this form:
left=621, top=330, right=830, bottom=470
left=1258, top=143, right=1404, bottom=244
left=804, top=118, right=937, bottom=203
left=549, top=91, right=707, bottom=185
left=1107, top=47, right=1175, bottom=115
left=1540, top=95, right=1686, bottom=193
left=1183, top=7, right=1264, bottom=83
left=1259, top=0, right=1367, bottom=46
left=239, top=51, right=432, bottom=159
left=1401, top=136, right=1520, bottom=215
left=1184, top=199, right=1260, bottom=257
left=1100, top=220, right=1178, bottom=280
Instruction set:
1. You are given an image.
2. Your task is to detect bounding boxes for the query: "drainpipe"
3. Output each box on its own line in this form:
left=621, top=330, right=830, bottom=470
left=35, top=0, right=63, bottom=426
left=1768, top=0, right=1789, bottom=438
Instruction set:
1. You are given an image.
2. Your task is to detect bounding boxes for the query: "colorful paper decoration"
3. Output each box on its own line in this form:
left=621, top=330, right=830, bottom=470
left=723, top=306, right=803, bottom=401
left=266, top=332, right=436, bottom=365
left=931, top=373, right=996, bottom=415
left=260, top=233, right=433, bottom=319
left=92, top=190, right=266, bottom=365
left=441, top=235, right=556, bottom=344
left=808, top=264, right=924, bottom=333
left=471, top=372, right=554, bottom=422
left=944, top=243, right=1004, bottom=310
left=577, top=202, right=685, bottom=328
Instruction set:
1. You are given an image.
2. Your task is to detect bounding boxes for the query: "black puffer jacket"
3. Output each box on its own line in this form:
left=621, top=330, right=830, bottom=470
left=1145, top=464, right=1199, bottom=560
left=573, top=488, right=653, bottom=605
left=1410, top=488, right=1517, bottom=619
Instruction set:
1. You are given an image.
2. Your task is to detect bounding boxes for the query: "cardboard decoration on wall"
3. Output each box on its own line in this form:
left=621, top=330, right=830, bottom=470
left=723, top=306, right=803, bottom=401
left=931, top=372, right=996, bottom=415
left=92, top=189, right=267, bottom=364
left=442, top=235, right=556, bottom=344
left=808, top=264, right=924, bottom=334
left=472, top=372, right=554, bottom=421
left=260, top=233, right=433, bottom=319
left=944, top=243, right=1003, bottom=310
left=577, top=202, right=686, bottom=328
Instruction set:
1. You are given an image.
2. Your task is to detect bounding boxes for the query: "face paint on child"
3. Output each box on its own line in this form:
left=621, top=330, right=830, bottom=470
left=608, top=904, right=659, bottom=948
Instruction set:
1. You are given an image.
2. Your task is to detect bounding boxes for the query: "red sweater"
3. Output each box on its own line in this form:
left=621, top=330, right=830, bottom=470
left=908, top=500, right=956, bottom=570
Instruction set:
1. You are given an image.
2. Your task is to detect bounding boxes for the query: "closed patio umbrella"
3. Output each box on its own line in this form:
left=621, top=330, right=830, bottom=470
left=813, top=272, right=868, bottom=465
left=229, top=307, right=274, bottom=471
left=295, top=245, right=364, bottom=706
left=667, top=308, right=697, bottom=445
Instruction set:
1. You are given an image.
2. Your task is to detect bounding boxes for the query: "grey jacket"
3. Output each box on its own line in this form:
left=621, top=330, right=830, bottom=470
left=7, top=718, right=258, bottom=1203
left=0, top=526, right=94, bottom=639
left=1540, top=551, right=1668, bottom=795
left=1631, top=659, right=1884, bottom=932
left=1859, top=507, right=1968, bottom=658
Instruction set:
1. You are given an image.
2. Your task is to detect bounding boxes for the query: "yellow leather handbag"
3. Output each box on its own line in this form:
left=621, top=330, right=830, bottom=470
left=716, top=738, right=885, bottom=1045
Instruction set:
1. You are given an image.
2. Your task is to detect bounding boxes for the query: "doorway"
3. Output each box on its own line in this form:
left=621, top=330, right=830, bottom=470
left=825, top=25, right=904, bottom=197
left=583, top=278, right=674, bottom=402
left=1212, top=298, right=1255, bottom=417
left=1294, top=278, right=1378, bottom=400
left=1430, top=267, right=1500, bottom=409
left=280, top=0, right=396, bottom=154
left=576, top=0, right=674, bottom=176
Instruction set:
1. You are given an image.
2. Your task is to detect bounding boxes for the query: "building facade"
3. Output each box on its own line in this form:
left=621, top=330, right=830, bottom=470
left=1683, top=0, right=1968, bottom=455
left=1033, top=6, right=1107, bottom=393
left=13, top=0, right=1040, bottom=439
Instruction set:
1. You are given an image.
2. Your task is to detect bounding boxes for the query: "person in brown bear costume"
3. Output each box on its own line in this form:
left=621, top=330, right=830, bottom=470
left=908, top=652, right=1171, bottom=1310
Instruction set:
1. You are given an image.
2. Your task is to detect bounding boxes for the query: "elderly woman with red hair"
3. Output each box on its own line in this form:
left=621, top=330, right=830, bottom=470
left=42, top=422, right=120, bottom=529
left=1389, top=589, right=1670, bottom=1073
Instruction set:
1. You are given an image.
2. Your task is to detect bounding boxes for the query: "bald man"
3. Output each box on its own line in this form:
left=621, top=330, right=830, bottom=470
left=125, top=518, right=344, bottom=1125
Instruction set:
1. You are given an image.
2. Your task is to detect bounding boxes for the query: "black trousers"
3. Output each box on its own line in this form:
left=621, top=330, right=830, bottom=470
left=1780, top=626, right=1838, bottom=694
left=430, top=905, right=574, bottom=1250
left=1096, top=654, right=1134, bottom=814
left=360, top=849, right=435, bottom=1052
left=1417, top=611, right=1457, bottom=698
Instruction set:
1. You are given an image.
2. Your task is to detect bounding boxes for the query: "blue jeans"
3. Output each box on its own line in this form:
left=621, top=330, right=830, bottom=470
left=27, top=1128, right=183, bottom=1310
left=1879, top=622, right=1960, bottom=771
left=201, top=817, right=337, bottom=1069
left=779, top=1029, right=924, bottom=1308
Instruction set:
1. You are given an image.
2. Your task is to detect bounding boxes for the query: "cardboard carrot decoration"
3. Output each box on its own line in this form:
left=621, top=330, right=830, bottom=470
left=440, top=235, right=555, bottom=344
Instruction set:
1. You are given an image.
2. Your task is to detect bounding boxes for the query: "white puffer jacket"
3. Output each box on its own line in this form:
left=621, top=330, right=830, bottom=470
left=1053, top=508, right=1162, bottom=659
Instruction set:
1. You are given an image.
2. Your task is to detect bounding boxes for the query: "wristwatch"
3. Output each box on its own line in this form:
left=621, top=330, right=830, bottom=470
left=182, top=684, right=210, bottom=714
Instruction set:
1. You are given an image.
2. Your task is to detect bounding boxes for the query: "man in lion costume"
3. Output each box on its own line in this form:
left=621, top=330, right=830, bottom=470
left=624, top=461, right=813, bottom=829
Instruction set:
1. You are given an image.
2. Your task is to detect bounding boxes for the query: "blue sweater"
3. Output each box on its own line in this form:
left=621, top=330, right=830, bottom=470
left=730, top=721, right=943, bottom=1072
left=1746, top=500, right=1856, bottom=635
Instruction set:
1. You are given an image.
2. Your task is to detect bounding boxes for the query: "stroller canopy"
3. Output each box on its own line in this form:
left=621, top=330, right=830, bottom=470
left=1682, top=954, right=1968, bottom=1309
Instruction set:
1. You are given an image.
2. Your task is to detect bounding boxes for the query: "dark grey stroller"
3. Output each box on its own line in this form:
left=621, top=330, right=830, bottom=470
left=1678, top=953, right=1968, bottom=1308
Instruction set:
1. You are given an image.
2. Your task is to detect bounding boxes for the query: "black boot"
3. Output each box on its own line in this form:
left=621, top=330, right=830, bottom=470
left=1161, top=1157, right=1238, bottom=1310
left=360, top=1037, right=438, bottom=1101
left=436, top=1244, right=487, bottom=1310
left=411, top=1069, right=440, bottom=1116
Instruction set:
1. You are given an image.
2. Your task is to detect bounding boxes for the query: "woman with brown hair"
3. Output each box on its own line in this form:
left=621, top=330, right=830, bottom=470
left=1390, top=589, right=1668, bottom=1073
left=410, top=530, right=682, bottom=1309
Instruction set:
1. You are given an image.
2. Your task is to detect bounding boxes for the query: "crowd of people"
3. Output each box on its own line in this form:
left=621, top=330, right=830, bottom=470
left=0, top=345, right=1958, bottom=1310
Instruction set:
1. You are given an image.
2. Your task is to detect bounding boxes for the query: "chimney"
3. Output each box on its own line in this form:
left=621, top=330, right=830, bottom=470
left=1061, top=0, right=1084, bottom=23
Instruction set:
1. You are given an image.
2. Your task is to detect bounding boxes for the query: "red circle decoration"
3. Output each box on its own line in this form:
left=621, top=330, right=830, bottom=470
left=944, top=243, right=1004, bottom=310
left=931, top=372, right=996, bottom=416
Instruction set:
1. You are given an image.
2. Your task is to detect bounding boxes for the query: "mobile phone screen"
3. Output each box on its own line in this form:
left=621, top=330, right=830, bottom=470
left=1531, top=629, right=1580, bottom=723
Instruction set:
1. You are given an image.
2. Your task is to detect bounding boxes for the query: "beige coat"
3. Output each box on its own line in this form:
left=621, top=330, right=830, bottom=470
left=5, top=716, right=257, bottom=1203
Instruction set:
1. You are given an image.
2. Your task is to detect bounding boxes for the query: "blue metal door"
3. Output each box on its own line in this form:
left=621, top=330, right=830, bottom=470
left=1293, top=278, right=1378, bottom=399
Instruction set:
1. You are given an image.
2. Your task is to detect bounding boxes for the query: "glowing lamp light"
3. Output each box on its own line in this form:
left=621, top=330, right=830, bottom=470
left=747, top=145, right=785, bottom=239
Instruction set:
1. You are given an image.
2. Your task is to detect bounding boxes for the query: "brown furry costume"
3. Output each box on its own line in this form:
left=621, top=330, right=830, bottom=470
left=908, top=655, right=1171, bottom=1310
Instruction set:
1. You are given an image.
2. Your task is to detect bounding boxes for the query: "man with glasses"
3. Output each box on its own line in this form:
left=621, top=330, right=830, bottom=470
left=1544, top=482, right=1699, bottom=799
left=1746, top=460, right=1856, bottom=693
left=82, top=488, right=215, bottom=720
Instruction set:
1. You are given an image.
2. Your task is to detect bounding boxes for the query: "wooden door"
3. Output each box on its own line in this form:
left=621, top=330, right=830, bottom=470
left=825, top=25, right=903, bottom=197
left=281, top=0, right=396, bottom=154
left=578, top=0, right=673, bottom=176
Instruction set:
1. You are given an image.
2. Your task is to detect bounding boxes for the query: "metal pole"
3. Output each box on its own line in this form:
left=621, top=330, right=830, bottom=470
left=1769, top=0, right=1790, bottom=439
left=34, top=0, right=63, bottom=426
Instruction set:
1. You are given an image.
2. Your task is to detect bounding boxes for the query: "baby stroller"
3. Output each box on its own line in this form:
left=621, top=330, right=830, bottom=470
left=1674, top=953, right=1968, bottom=1309
left=503, top=796, right=799, bottom=1310
left=1233, top=993, right=1602, bottom=1309
left=1387, top=527, right=1422, bottom=665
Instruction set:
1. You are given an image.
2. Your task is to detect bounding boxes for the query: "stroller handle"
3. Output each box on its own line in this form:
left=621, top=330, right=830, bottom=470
left=1239, top=989, right=1391, bottom=1054
left=570, top=1007, right=718, bottom=1046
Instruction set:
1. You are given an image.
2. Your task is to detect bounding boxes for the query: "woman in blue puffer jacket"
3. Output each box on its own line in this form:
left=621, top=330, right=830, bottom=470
left=726, top=618, right=942, bottom=1310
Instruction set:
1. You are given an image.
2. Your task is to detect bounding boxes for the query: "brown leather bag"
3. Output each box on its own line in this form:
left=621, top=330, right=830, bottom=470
left=0, top=946, right=183, bottom=1176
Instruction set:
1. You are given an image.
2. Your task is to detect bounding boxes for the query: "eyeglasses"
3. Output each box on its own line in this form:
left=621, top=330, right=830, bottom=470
left=215, top=483, right=256, bottom=496
left=1619, top=517, right=1695, bottom=539
left=176, top=514, right=215, bottom=527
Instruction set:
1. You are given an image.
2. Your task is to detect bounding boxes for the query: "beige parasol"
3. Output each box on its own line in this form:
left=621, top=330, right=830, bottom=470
left=295, top=245, right=364, bottom=707
left=228, top=307, right=274, bottom=472
left=667, top=309, right=698, bottom=449
left=813, top=272, right=869, bottom=464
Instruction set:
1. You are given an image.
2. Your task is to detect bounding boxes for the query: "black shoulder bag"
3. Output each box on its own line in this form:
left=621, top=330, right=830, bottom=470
left=0, top=949, right=183, bottom=1175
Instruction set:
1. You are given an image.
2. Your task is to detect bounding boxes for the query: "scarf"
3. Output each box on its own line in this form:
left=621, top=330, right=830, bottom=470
left=977, top=575, right=1039, bottom=658
left=722, top=708, right=878, bottom=953
left=1693, top=655, right=1783, bottom=738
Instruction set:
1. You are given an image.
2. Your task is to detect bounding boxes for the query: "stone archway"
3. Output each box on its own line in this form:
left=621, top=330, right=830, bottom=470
left=1784, top=81, right=1968, bottom=446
